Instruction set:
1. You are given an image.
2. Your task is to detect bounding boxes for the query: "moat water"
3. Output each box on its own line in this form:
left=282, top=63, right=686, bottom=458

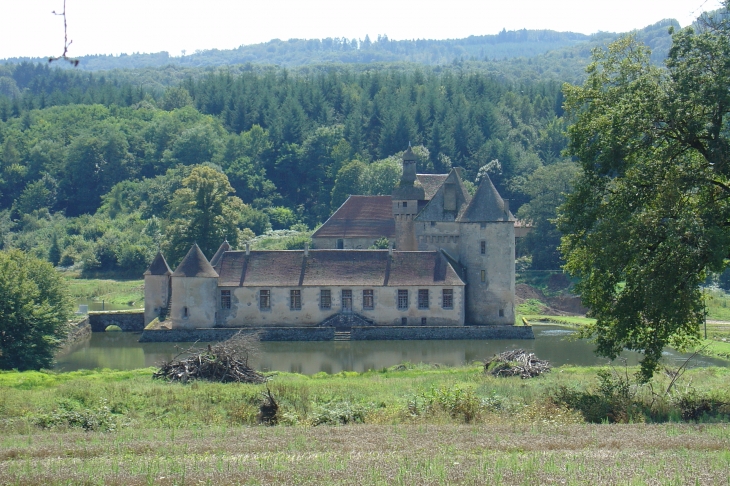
left=54, top=325, right=728, bottom=374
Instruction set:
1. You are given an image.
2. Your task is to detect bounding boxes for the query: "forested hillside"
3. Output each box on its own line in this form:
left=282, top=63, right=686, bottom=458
left=2, top=20, right=677, bottom=80
left=0, top=19, right=682, bottom=276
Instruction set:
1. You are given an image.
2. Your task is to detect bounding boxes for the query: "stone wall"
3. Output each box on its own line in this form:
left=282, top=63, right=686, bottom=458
left=89, top=311, right=145, bottom=332
left=58, top=316, right=92, bottom=354
left=139, top=327, right=335, bottom=342
left=350, top=325, right=534, bottom=340
left=139, top=324, right=533, bottom=342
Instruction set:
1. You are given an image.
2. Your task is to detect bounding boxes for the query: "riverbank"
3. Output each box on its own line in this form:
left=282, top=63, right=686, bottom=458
left=0, top=365, right=728, bottom=484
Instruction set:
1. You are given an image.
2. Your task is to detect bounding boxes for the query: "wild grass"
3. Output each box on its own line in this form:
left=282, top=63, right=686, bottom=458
left=0, top=424, right=728, bottom=485
left=64, top=276, right=144, bottom=306
left=1, top=366, right=729, bottom=484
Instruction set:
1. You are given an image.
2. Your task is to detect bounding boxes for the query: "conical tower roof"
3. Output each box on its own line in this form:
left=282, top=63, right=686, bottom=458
left=172, top=244, right=219, bottom=278
left=458, top=174, right=514, bottom=222
left=143, top=251, right=172, bottom=276
left=402, top=145, right=417, bottom=161
left=209, top=239, right=231, bottom=269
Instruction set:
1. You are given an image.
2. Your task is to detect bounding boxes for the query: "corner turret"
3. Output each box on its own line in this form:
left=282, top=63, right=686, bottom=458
left=170, top=244, right=219, bottom=329
left=457, top=174, right=515, bottom=325
left=143, top=251, right=172, bottom=325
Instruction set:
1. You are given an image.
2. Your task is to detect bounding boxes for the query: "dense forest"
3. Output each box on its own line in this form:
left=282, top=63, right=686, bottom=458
left=0, top=21, right=682, bottom=275
left=2, top=20, right=677, bottom=74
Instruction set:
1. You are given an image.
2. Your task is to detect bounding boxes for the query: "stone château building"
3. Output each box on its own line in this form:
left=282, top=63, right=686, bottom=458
left=144, top=147, right=515, bottom=329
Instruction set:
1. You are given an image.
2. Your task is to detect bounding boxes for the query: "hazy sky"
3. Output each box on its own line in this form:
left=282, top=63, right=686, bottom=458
left=0, top=0, right=722, bottom=59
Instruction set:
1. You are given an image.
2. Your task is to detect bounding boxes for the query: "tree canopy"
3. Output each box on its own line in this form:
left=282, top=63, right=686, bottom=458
left=558, top=5, right=730, bottom=381
left=0, top=249, right=74, bottom=370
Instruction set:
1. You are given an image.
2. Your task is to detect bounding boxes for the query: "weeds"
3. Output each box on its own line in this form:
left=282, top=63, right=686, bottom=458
left=33, top=399, right=119, bottom=431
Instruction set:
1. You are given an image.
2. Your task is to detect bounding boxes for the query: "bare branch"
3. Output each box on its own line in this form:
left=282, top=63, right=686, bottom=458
left=48, top=0, right=79, bottom=67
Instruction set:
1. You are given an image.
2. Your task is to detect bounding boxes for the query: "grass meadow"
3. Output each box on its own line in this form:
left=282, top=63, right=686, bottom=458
left=1, top=364, right=729, bottom=485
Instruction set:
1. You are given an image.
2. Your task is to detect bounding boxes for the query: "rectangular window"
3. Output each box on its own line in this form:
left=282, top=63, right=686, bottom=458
left=418, top=289, right=429, bottom=309
left=421, top=317, right=427, bottom=325
left=220, top=290, right=231, bottom=309
left=481, top=270, right=486, bottom=283
left=401, top=317, right=408, bottom=326
left=499, top=309, right=505, bottom=317
left=442, top=289, right=453, bottom=309
left=320, top=289, right=331, bottom=309
left=336, top=239, right=344, bottom=249
left=259, top=289, right=270, bottom=309
left=480, top=222, right=486, bottom=229
left=290, top=290, right=301, bottom=310
left=402, top=201, right=407, bottom=208
left=363, top=289, right=374, bottom=310
left=397, top=289, right=409, bottom=310
left=480, top=241, right=486, bottom=254
left=341, top=289, right=352, bottom=311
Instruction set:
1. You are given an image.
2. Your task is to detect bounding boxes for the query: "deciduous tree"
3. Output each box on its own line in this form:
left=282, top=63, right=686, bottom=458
left=558, top=6, right=730, bottom=380
left=0, top=249, right=73, bottom=370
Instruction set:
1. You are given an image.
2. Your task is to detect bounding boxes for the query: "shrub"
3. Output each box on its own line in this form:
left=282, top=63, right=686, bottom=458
left=549, top=369, right=644, bottom=423
left=33, top=401, right=118, bottom=432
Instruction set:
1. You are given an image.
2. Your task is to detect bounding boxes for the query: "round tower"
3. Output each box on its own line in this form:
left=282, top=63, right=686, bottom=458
left=457, top=175, right=515, bottom=325
left=170, top=244, right=219, bottom=329
left=143, top=251, right=172, bottom=325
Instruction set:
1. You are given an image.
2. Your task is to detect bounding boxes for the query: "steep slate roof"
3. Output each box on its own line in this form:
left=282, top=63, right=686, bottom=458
left=416, top=174, right=448, bottom=201
left=458, top=174, right=515, bottom=222
left=143, top=251, right=172, bottom=276
left=172, top=244, right=219, bottom=278
left=414, top=168, right=472, bottom=222
left=312, top=196, right=395, bottom=239
left=209, top=240, right=231, bottom=270
left=217, top=250, right=465, bottom=287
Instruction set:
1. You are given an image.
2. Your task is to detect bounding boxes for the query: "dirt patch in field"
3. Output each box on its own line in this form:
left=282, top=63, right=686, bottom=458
left=516, top=284, right=587, bottom=316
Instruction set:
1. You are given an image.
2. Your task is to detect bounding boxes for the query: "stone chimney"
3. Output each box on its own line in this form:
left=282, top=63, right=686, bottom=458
left=388, top=242, right=393, bottom=256
left=304, top=242, right=309, bottom=257
left=503, top=199, right=510, bottom=219
left=245, top=242, right=250, bottom=256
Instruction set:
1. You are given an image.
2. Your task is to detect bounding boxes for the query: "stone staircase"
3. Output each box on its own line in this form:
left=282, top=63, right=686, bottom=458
left=334, top=331, right=351, bottom=341
left=319, top=312, right=374, bottom=331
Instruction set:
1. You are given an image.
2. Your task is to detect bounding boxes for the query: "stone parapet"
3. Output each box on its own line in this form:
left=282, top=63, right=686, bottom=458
left=350, top=325, right=534, bottom=340
left=89, top=311, right=145, bottom=332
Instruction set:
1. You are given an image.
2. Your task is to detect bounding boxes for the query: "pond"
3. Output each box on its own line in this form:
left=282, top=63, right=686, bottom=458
left=54, top=326, right=729, bottom=374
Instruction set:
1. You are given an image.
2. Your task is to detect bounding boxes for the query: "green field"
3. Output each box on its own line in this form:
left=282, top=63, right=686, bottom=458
left=64, top=275, right=144, bottom=307
left=0, top=365, right=728, bottom=484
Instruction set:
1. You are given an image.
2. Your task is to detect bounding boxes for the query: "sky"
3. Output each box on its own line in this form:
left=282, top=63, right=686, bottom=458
left=0, top=0, right=723, bottom=60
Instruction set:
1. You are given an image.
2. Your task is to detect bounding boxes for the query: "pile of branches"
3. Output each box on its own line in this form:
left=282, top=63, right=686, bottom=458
left=484, top=349, right=551, bottom=379
left=153, top=333, right=266, bottom=384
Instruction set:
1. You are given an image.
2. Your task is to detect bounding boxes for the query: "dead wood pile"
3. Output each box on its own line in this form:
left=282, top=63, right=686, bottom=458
left=153, top=334, right=266, bottom=384
left=484, top=349, right=551, bottom=379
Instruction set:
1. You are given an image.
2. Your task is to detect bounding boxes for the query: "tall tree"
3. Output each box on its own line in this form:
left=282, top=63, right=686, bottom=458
left=164, top=165, right=268, bottom=264
left=0, top=249, right=73, bottom=370
left=558, top=5, right=730, bottom=381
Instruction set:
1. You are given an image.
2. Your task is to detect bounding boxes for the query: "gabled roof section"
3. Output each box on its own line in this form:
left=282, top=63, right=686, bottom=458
left=172, top=244, right=219, bottom=278
left=143, top=251, right=172, bottom=276
left=312, top=196, right=395, bottom=239
left=416, top=174, right=448, bottom=201
left=414, top=168, right=471, bottom=222
left=216, top=250, right=465, bottom=287
left=209, top=240, right=231, bottom=270
left=458, top=174, right=514, bottom=222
